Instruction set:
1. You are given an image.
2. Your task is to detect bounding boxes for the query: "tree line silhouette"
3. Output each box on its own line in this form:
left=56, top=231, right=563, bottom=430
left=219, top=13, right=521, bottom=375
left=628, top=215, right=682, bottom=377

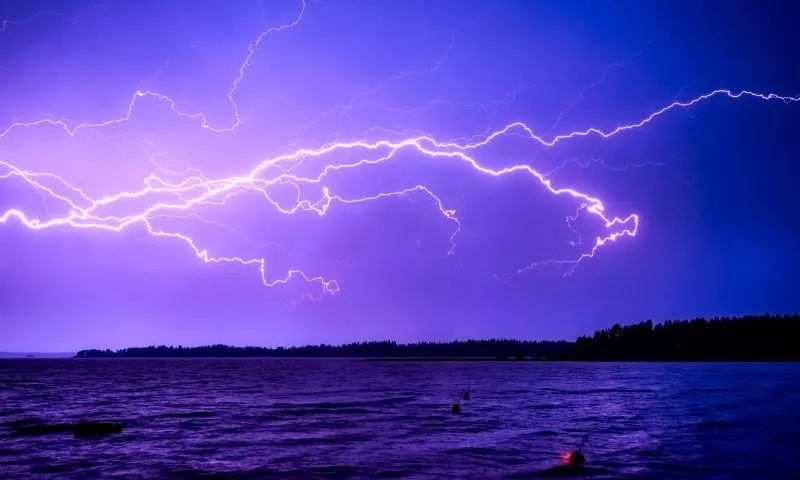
left=75, top=339, right=570, bottom=359
left=75, top=314, right=799, bottom=361
left=567, top=314, right=799, bottom=361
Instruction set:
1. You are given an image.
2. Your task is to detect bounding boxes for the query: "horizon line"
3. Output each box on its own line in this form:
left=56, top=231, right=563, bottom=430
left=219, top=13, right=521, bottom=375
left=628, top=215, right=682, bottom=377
left=6, top=313, right=796, bottom=354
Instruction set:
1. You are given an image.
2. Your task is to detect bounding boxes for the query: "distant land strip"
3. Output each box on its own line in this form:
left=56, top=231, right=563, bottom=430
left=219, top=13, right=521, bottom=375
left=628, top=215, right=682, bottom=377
left=72, top=314, right=800, bottom=361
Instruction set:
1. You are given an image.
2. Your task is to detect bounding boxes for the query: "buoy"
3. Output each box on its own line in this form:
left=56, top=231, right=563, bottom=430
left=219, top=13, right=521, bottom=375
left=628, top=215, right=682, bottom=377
left=567, top=451, right=586, bottom=465
left=451, top=403, right=461, bottom=413
left=564, top=433, right=588, bottom=465
left=73, top=422, right=123, bottom=437
left=462, top=386, right=471, bottom=400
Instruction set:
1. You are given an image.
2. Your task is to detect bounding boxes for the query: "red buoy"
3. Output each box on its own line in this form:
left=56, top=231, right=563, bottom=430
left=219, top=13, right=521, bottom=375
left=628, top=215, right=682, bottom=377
left=563, top=433, right=588, bottom=465
left=567, top=451, right=586, bottom=465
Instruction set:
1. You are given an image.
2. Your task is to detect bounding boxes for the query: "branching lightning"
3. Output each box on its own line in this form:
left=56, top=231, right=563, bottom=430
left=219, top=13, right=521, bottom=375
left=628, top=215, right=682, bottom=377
left=1, top=0, right=798, bottom=298
left=1, top=1, right=108, bottom=34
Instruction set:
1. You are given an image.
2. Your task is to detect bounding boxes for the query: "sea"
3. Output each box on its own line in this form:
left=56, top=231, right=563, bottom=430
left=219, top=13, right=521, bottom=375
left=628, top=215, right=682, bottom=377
left=0, top=359, right=798, bottom=479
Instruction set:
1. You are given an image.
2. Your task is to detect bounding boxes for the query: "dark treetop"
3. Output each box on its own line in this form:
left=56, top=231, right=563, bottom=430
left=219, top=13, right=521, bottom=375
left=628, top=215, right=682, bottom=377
left=75, top=314, right=799, bottom=361
left=567, top=313, right=799, bottom=361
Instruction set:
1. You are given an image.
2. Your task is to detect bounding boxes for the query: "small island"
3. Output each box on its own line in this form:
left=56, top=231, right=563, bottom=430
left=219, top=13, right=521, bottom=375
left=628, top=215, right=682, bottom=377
left=75, top=314, right=799, bottom=361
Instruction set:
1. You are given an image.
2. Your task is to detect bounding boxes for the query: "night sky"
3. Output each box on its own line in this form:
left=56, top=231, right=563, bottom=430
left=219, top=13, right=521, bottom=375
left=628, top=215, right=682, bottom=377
left=1, top=0, right=799, bottom=351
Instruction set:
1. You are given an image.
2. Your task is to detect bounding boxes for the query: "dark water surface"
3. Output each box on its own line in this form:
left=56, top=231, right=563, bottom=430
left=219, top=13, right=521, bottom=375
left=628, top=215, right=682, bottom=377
left=1, top=360, right=798, bottom=479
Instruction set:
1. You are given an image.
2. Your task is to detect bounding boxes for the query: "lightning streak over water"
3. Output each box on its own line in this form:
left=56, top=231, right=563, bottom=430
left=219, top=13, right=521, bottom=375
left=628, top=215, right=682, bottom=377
left=1, top=1, right=798, bottom=298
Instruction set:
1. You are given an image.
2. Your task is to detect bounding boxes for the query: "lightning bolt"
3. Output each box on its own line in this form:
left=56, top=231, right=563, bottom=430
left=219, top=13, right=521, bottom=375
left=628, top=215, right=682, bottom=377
left=0, top=1, right=108, bottom=34
left=542, top=158, right=666, bottom=178
left=290, top=29, right=460, bottom=147
left=546, top=42, right=650, bottom=136
left=1, top=0, right=799, bottom=299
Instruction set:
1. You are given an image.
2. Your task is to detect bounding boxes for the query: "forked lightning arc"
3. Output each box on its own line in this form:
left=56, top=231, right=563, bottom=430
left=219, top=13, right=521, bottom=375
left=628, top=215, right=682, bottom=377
left=1, top=0, right=798, bottom=298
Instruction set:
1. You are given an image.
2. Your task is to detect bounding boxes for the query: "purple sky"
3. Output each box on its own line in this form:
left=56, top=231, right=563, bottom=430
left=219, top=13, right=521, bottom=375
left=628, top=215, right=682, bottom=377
left=1, top=0, right=799, bottom=351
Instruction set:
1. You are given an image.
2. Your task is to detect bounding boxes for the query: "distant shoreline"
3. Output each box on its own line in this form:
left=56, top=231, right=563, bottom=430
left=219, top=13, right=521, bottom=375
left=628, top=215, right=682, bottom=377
left=74, top=341, right=571, bottom=360
left=4, top=357, right=798, bottom=363
left=71, top=314, right=800, bottom=362
left=63, top=356, right=799, bottom=362
left=17, top=354, right=798, bottom=362
left=0, top=352, right=74, bottom=359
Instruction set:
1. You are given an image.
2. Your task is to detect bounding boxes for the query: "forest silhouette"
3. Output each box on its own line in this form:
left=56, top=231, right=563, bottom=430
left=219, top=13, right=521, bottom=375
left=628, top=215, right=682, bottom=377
left=76, top=314, right=799, bottom=361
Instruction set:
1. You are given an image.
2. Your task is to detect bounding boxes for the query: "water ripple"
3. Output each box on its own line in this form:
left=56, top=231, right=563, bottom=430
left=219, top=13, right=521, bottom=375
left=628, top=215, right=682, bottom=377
left=0, top=359, right=798, bottom=479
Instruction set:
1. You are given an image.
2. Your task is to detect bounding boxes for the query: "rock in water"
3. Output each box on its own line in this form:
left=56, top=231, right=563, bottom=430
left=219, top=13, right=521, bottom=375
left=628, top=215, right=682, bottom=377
left=73, top=422, right=123, bottom=437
